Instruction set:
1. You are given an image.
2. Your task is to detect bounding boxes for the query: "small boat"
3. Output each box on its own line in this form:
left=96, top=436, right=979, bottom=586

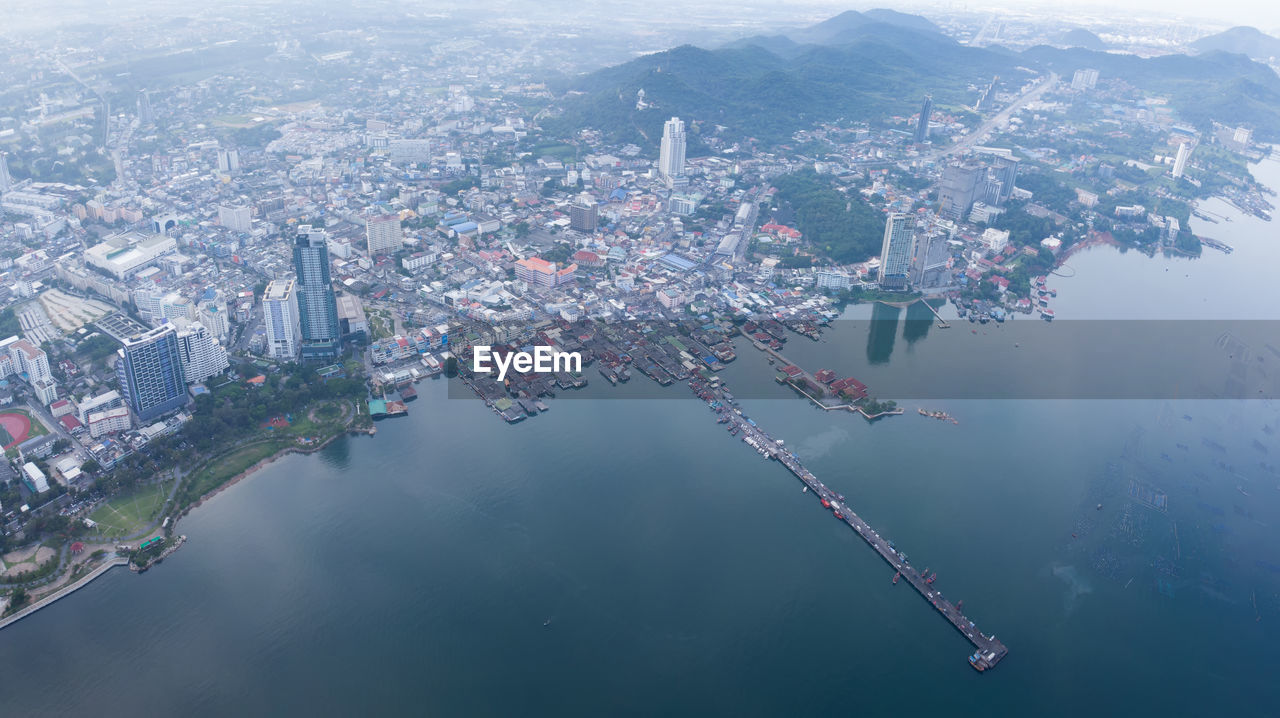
left=893, top=571, right=900, bottom=585
left=543, top=618, right=553, bottom=627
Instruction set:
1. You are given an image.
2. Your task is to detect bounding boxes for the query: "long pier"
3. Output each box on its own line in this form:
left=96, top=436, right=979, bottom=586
left=916, top=298, right=951, bottom=328
left=721, top=387, right=1008, bottom=671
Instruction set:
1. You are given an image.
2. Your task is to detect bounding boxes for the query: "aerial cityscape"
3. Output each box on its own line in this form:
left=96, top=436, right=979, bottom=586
left=0, top=0, right=1278, bottom=714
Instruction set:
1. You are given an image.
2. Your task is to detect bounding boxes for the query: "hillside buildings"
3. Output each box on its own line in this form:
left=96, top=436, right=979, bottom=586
left=1071, top=68, right=1099, bottom=90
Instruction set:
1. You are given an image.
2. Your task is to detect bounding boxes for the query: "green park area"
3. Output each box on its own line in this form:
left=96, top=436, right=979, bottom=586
left=176, top=439, right=293, bottom=510
left=89, top=482, right=171, bottom=539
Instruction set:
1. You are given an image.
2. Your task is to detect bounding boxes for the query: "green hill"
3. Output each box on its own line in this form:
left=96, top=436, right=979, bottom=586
left=726, top=8, right=943, bottom=58
left=1058, top=28, right=1108, bottom=51
left=547, top=23, right=1014, bottom=146
left=1191, top=26, right=1280, bottom=61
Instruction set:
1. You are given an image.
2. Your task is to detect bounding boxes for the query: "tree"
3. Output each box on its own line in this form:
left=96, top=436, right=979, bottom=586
left=444, top=356, right=459, bottom=378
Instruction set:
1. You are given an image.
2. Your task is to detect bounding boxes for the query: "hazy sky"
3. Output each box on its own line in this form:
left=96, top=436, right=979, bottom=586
left=6, top=0, right=1279, bottom=36
left=841, top=0, right=1280, bottom=30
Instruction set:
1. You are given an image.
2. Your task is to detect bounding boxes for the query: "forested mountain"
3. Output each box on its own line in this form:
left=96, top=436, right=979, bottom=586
left=543, top=10, right=1280, bottom=147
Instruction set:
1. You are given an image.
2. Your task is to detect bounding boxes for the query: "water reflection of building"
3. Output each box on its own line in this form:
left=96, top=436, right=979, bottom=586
left=866, top=302, right=901, bottom=364
left=902, top=300, right=936, bottom=346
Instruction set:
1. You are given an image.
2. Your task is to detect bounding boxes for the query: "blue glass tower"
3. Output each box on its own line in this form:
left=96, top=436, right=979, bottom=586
left=292, top=225, right=341, bottom=360
left=116, top=323, right=187, bottom=422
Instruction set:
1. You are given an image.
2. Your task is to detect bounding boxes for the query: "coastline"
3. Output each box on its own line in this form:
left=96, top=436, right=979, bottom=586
left=0, top=556, right=129, bottom=632
left=177, top=424, right=375, bottom=519
left=0, top=422, right=377, bottom=632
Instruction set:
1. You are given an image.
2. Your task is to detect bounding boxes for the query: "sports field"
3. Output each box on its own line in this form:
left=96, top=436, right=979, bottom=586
left=89, top=483, right=170, bottom=538
left=0, top=411, right=32, bottom=449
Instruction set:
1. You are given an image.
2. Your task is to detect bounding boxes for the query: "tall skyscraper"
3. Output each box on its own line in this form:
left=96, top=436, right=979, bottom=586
left=137, top=90, right=155, bottom=125
left=1172, top=142, right=1192, bottom=179
left=365, top=215, right=403, bottom=256
left=116, top=324, right=187, bottom=422
left=263, top=279, right=302, bottom=360
left=878, top=213, right=917, bottom=291
left=658, top=117, right=687, bottom=188
left=986, top=154, right=1020, bottom=205
left=176, top=322, right=229, bottom=384
left=0, top=151, right=12, bottom=193
left=912, top=226, right=953, bottom=289
left=914, top=95, right=933, bottom=143
left=939, top=162, right=983, bottom=220
left=292, top=226, right=341, bottom=360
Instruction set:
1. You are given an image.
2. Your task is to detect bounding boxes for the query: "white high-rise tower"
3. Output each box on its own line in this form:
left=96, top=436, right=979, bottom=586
left=1172, top=142, right=1191, bottom=179
left=0, top=151, right=12, bottom=193
left=658, top=117, right=687, bottom=188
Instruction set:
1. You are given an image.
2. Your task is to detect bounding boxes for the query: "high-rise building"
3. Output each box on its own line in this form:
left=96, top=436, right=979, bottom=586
left=6, top=338, right=52, bottom=385
left=569, top=200, right=598, bottom=233
left=137, top=90, right=155, bottom=125
left=32, top=379, right=58, bottom=406
left=217, top=204, right=252, bottom=232
left=263, top=279, right=302, bottom=361
left=365, top=215, right=403, bottom=256
left=938, top=162, right=983, bottom=220
left=878, top=213, right=917, bottom=291
left=912, top=226, right=953, bottom=289
left=986, top=154, right=1020, bottom=205
left=914, top=95, right=933, bottom=143
left=292, top=226, right=341, bottom=360
left=1172, top=142, right=1192, bottom=179
left=176, top=322, right=229, bottom=384
left=216, top=147, right=240, bottom=174
left=199, top=296, right=230, bottom=341
left=1071, top=69, right=1099, bottom=91
left=115, top=324, right=187, bottom=422
left=658, top=117, right=687, bottom=188
left=0, top=151, right=13, bottom=193
left=1, top=336, right=58, bottom=406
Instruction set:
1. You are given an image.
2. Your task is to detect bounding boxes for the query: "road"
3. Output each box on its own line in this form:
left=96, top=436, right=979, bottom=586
left=931, top=72, right=1059, bottom=161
